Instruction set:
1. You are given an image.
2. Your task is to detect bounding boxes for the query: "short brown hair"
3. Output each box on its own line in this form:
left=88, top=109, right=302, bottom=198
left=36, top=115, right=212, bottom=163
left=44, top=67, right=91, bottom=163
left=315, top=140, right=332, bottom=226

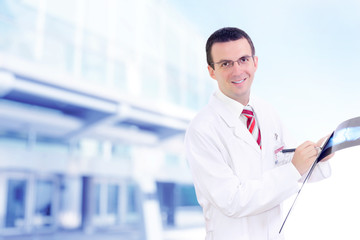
left=206, top=27, right=255, bottom=69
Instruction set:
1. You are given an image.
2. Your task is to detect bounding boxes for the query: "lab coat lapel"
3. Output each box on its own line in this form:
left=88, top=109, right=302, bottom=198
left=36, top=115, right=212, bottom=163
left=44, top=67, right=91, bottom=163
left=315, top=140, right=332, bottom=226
left=209, top=95, right=261, bottom=153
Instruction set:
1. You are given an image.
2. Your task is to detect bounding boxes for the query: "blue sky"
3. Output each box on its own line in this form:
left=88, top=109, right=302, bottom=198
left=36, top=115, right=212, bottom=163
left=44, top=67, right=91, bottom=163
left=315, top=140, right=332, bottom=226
left=170, top=0, right=360, bottom=143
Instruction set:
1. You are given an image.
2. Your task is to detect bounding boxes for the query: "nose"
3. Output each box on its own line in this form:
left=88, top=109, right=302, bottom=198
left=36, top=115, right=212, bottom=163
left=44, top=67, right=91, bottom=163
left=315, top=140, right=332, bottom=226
left=231, top=60, right=245, bottom=72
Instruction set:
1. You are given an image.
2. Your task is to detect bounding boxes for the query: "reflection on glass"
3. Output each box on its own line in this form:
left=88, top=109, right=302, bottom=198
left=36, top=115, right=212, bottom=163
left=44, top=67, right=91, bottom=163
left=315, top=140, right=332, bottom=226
left=141, top=60, right=160, bottom=100
left=178, top=184, right=200, bottom=207
left=35, top=180, right=52, bottom=216
left=95, top=183, right=101, bottom=216
left=82, top=49, right=107, bottom=85
left=92, top=181, right=121, bottom=226
left=126, top=184, right=139, bottom=224
left=0, top=0, right=37, bottom=60
left=166, top=64, right=181, bottom=104
left=58, top=177, right=82, bottom=229
left=107, top=184, right=119, bottom=215
left=186, top=75, right=199, bottom=110
left=34, top=180, right=54, bottom=228
left=43, top=14, right=75, bottom=73
left=5, top=179, right=27, bottom=228
left=112, top=144, right=132, bottom=161
left=112, top=60, right=127, bottom=93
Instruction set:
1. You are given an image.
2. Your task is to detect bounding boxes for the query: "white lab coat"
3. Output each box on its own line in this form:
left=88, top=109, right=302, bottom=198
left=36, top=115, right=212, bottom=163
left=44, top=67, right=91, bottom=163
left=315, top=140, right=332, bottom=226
left=185, top=93, right=331, bottom=240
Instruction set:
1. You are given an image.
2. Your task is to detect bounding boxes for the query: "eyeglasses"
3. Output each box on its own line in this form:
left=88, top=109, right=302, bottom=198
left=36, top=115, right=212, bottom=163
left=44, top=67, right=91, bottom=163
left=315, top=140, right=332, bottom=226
left=211, top=55, right=254, bottom=70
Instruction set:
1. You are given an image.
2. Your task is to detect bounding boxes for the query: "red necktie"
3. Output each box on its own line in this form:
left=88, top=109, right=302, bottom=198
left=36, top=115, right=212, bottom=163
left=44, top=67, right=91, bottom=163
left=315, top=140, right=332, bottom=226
left=241, top=105, right=262, bottom=149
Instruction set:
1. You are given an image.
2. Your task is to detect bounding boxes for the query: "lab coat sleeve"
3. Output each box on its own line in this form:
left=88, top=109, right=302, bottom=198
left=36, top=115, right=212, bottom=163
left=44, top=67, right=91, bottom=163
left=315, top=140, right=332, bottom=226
left=300, top=161, right=331, bottom=183
left=185, top=124, right=301, bottom=218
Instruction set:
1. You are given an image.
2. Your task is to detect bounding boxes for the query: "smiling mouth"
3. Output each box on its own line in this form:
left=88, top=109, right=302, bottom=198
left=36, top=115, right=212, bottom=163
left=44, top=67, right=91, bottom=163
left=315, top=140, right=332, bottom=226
left=232, top=78, right=246, bottom=84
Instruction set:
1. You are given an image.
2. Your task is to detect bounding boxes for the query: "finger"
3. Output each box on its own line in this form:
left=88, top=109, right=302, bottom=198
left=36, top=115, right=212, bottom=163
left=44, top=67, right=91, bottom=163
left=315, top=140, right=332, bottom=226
left=316, top=146, right=322, bottom=155
left=297, top=141, right=316, bottom=151
left=310, top=146, right=321, bottom=157
left=303, top=146, right=319, bottom=159
left=316, top=134, right=331, bottom=147
left=320, top=153, right=335, bottom=162
left=302, top=144, right=318, bottom=155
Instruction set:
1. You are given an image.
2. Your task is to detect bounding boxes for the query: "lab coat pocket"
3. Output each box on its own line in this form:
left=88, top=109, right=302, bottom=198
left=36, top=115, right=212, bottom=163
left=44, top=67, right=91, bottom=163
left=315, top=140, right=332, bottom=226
left=273, top=132, right=292, bottom=167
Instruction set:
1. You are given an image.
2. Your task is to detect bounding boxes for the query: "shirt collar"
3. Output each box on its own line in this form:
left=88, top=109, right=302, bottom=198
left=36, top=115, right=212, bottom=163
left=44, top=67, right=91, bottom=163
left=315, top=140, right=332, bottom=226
left=215, top=90, right=252, bottom=118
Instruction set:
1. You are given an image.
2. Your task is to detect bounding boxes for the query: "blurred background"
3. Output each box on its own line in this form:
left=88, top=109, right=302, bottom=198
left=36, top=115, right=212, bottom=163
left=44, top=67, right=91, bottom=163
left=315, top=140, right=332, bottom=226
left=0, top=0, right=359, bottom=240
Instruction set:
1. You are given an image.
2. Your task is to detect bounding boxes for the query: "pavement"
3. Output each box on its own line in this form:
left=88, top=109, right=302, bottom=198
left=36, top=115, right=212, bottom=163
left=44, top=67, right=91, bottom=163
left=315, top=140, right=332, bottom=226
left=0, top=227, right=205, bottom=240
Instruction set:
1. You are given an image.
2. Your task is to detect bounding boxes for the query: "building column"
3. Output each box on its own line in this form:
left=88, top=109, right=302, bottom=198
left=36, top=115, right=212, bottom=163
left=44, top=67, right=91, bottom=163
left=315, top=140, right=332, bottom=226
left=133, top=146, right=163, bottom=240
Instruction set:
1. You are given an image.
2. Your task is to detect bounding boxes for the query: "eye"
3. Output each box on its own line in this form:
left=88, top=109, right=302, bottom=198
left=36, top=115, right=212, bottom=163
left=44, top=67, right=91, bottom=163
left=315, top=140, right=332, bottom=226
left=220, top=61, right=232, bottom=68
left=239, top=57, right=250, bottom=63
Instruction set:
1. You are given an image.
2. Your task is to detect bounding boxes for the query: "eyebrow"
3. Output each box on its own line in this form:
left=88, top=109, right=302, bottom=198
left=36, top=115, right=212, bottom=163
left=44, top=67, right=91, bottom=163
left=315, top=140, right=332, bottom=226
left=215, top=55, right=253, bottom=63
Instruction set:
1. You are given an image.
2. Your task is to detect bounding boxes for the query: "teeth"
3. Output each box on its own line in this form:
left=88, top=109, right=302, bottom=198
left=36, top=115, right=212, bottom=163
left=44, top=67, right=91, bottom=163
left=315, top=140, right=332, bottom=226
left=233, top=79, right=245, bottom=84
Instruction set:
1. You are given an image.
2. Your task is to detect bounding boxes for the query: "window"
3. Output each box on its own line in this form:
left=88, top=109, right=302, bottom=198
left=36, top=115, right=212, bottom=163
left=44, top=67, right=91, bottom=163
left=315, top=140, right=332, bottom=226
left=43, top=14, right=75, bottom=73
left=112, top=60, right=127, bottom=93
left=0, top=0, right=38, bottom=60
left=185, top=74, right=200, bottom=110
left=112, top=143, right=132, bottom=161
left=81, top=43, right=107, bottom=85
left=34, top=180, right=55, bottom=228
left=5, top=179, right=27, bottom=228
left=58, top=176, right=82, bottom=229
left=177, top=184, right=199, bottom=207
left=92, top=180, right=121, bottom=227
left=94, top=183, right=101, bottom=216
left=166, top=64, right=182, bottom=105
left=126, top=183, right=140, bottom=224
left=107, top=184, right=119, bottom=215
left=141, top=59, right=161, bottom=100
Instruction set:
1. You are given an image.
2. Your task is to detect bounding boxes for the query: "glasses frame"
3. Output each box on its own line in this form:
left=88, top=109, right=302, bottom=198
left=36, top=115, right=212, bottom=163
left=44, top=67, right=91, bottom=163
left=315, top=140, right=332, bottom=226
left=211, top=55, right=255, bottom=70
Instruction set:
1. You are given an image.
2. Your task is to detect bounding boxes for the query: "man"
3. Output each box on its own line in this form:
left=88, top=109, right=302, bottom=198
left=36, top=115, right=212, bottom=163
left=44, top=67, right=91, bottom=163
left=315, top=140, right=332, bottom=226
left=184, top=27, right=331, bottom=240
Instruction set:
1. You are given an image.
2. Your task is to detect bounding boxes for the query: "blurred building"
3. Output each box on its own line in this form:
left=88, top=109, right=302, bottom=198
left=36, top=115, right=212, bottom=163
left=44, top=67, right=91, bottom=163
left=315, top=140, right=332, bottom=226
left=0, top=0, right=215, bottom=239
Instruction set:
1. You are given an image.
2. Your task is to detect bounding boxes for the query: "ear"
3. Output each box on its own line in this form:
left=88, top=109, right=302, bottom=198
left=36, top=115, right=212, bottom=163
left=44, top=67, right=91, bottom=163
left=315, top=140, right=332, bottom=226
left=207, top=65, right=217, bottom=80
left=253, top=56, right=259, bottom=71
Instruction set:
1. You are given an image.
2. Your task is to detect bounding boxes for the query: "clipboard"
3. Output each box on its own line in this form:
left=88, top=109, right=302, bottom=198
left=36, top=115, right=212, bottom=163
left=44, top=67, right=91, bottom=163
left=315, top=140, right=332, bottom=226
left=279, top=116, right=360, bottom=233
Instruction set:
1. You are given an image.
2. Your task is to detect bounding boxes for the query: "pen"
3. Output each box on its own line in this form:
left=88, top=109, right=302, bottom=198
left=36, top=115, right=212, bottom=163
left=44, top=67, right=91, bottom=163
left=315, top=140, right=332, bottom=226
left=281, top=148, right=296, bottom=153
left=281, top=146, right=322, bottom=153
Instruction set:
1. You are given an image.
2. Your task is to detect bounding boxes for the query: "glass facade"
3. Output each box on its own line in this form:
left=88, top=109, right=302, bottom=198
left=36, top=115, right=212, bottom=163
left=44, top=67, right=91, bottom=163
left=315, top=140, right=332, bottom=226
left=0, top=0, right=214, bottom=107
left=0, top=0, right=212, bottom=238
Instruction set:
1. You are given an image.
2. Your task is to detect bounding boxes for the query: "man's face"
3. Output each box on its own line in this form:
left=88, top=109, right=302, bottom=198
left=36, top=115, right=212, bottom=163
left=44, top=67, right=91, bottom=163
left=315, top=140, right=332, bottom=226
left=208, top=38, right=258, bottom=106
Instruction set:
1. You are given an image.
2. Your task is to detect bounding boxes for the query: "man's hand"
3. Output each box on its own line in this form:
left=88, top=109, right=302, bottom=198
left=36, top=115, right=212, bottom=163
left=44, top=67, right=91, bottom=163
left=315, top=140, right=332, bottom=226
left=292, top=141, right=319, bottom=175
left=316, top=134, right=335, bottom=162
